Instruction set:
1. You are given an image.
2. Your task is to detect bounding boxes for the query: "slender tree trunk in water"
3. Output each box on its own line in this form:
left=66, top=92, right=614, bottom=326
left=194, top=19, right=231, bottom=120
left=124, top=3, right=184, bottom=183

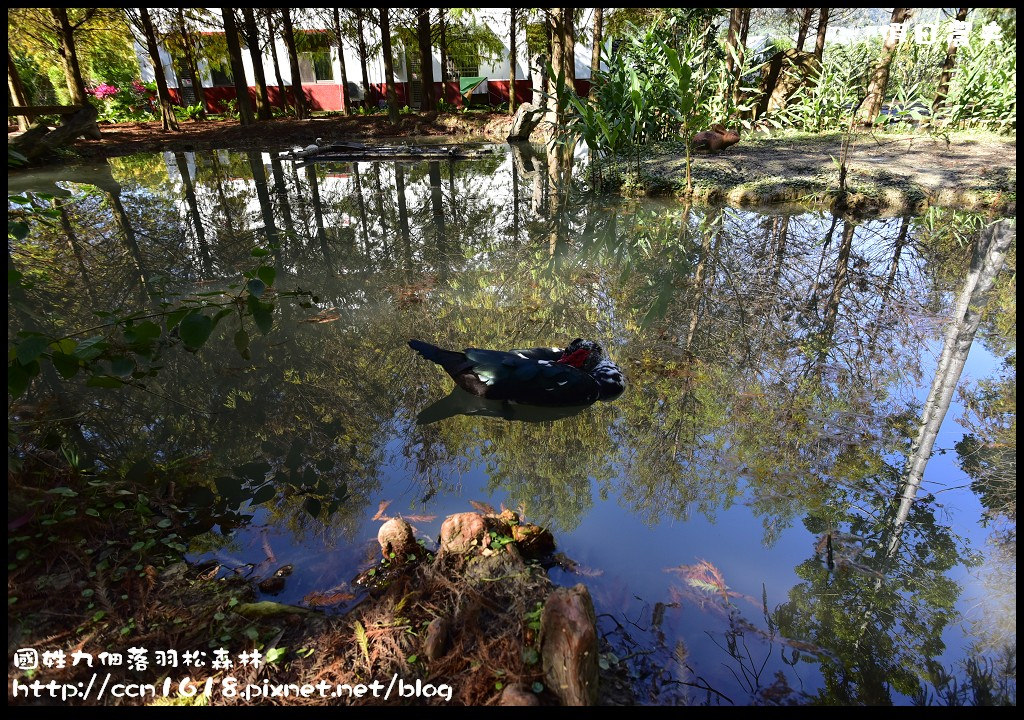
left=509, top=8, right=517, bottom=113
left=813, top=8, right=829, bottom=61
left=106, top=190, right=152, bottom=300
left=888, top=220, right=1014, bottom=555
left=428, top=162, right=446, bottom=249
left=8, top=51, right=30, bottom=131
left=932, top=7, right=969, bottom=116
left=380, top=8, right=400, bottom=124
left=55, top=200, right=97, bottom=305
left=305, top=164, right=330, bottom=263
left=511, top=146, right=520, bottom=241
left=543, top=17, right=552, bottom=100
left=247, top=151, right=279, bottom=247
left=242, top=8, right=272, bottom=120
left=352, top=164, right=370, bottom=257
left=858, top=8, right=912, bottom=123
left=51, top=8, right=88, bottom=106
left=796, top=8, right=814, bottom=51
left=140, top=8, right=180, bottom=131
left=357, top=11, right=372, bottom=107
left=173, top=152, right=212, bottom=276
left=395, top=164, right=412, bottom=269
left=281, top=9, right=308, bottom=119
left=175, top=9, right=206, bottom=114
left=818, top=218, right=856, bottom=361
left=864, top=215, right=910, bottom=354
left=267, top=11, right=290, bottom=115
left=685, top=215, right=717, bottom=353
left=590, top=7, right=603, bottom=98
left=333, top=9, right=352, bottom=114
left=770, top=215, right=790, bottom=292
left=222, top=8, right=254, bottom=126
left=268, top=156, right=297, bottom=246
left=209, top=153, right=238, bottom=238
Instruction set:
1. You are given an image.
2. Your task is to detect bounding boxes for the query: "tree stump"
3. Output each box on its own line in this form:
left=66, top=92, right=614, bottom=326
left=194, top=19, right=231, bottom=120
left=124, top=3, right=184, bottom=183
left=540, top=583, right=599, bottom=705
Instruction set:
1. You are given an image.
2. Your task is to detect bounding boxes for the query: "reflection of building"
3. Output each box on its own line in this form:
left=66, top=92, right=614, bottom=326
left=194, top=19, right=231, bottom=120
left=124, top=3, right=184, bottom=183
left=136, top=9, right=606, bottom=113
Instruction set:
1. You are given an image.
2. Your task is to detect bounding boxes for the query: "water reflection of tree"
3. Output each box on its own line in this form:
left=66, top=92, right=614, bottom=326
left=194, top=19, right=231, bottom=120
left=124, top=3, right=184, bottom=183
left=10, top=147, right=1016, bottom=704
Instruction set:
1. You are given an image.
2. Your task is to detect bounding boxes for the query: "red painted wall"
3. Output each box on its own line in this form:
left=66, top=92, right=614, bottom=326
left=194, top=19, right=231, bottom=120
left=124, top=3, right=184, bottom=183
left=169, top=78, right=575, bottom=113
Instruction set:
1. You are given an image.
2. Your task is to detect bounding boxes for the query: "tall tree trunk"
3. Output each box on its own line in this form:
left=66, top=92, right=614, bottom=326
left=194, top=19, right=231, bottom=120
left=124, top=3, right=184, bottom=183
left=563, top=7, right=576, bottom=88
left=796, top=7, right=814, bottom=51
left=266, top=11, right=290, bottom=114
left=857, top=7, right=912, bottom=123
left=733, top=7, right=750, bottom=102
left=281, top=8, right=308, bottom=119
left=357, top=11, right=372, bottom=107
left=333, top=8, right=352, bottom=114
left=547, top=8, right=564, bottom=127
left=725, top=8, right=741, bottom=77
left=509, top=7, right=517, bottom=113
left=380, top=8, right=400, bottom=124
left=352, top=163, right=370, bottom=256
left=221, top=8, right=254, bottom=126
left=395, top=164, right=412, bottom=269
left=175, top=9, right=206, bottom=114
left=269, top=155, right=297, bottom=245
left=439, top=9, right=449, bottom=101
left=8, top=50, right=30, bottom=131
left=242, top=8, right=272, bottom=120
left=888, top=219, right=1014, bottom=554
left=932, top=7, right=969, bottom=116
left=417, top=7, right=435, bottom=110
left=51, top=8, right=88, bottom=106
left=247, top=151, right=279, bottom=247
left=590, top=7, right=603, bottom=98
left=813, top=7, right=830, bottom=61
left=140, top=8, right=180, bottom=131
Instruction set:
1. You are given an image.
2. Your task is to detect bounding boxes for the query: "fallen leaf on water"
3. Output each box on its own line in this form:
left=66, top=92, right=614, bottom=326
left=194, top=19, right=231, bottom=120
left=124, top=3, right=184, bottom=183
left=372, top=500, right=392, bottom=521
left=304, top=591, right=356, bottom=607
left=403, top=514, right=436, bottom=523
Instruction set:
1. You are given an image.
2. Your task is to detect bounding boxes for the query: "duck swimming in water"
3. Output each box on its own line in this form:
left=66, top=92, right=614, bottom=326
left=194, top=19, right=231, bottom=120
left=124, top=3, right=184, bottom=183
left=408, top=338, right=626, bottom=407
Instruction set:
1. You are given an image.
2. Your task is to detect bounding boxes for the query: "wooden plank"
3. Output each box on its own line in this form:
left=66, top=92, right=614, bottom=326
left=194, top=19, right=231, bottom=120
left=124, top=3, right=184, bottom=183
left=8, top=105, right=87, bottom=117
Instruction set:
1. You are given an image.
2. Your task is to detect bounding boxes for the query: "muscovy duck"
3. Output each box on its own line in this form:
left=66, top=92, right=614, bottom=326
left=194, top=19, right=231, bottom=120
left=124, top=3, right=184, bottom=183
left=408, top=338, right=626, bottom=407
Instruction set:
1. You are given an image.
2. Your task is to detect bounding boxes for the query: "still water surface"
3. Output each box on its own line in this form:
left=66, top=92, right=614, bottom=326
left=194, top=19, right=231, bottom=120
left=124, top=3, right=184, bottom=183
left=9, top=142, right=1015, bottom=704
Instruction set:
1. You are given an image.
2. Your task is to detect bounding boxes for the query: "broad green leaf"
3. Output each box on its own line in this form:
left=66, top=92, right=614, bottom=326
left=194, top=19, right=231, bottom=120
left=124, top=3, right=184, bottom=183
left=52, top=352, right=80, bottom=379
left=109, top=356, right=135, bottom=377
left=8, top=363, right=29, bottom=399
left=251, top=484, right=276, bottom=506
left=15, top=335, right=50, bottom=365
left=252, top=304, right=274, bottom=335
left=179, top=312, right=213, bottom=349
left=257, top=266, right=276, bottom=288
left=247, top=278, right=266, bottom=298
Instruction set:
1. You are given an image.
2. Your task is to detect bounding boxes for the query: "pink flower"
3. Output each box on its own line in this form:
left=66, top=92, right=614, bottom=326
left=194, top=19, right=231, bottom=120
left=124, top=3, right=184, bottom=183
left=91, top=83, right=119, bottom=99
left=131, top=80, right=147, bottom=94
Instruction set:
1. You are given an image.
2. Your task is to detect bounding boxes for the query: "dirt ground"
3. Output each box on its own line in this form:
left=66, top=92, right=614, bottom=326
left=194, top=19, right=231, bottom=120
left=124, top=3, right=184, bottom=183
left=19, top=111, right=504, bottom=160
left=635, top=130, right=1017, bottom=214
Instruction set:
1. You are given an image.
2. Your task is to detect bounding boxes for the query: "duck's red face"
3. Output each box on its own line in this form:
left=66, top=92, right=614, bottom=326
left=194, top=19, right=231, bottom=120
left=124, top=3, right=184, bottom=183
left=556, top=348, right=590, bottom=368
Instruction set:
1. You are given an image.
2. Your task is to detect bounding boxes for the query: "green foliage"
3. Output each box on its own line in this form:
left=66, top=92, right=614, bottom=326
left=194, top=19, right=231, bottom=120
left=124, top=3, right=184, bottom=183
left=173, top=103, right=206, bottom=123
left=7, top=193, right=299, bottom=402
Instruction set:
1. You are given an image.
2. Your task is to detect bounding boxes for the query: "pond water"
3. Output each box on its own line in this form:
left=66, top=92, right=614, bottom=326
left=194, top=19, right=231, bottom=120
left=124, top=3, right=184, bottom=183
left=8, top=142, right=1016, bottom=705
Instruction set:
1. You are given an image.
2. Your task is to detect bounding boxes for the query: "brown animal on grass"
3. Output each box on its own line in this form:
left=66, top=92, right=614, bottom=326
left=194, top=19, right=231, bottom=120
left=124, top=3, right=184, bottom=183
left=691, top=123, right=741, bottom=151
